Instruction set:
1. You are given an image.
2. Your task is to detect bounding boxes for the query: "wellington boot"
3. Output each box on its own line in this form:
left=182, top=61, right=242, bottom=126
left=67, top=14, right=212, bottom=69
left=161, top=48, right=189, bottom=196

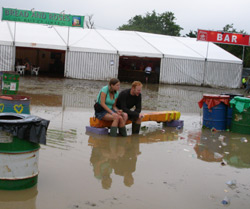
left=132, top=123, right=141, bottom=134
left=119, top=127, right=127, bottom=137
left=110, top=126, right=118, bottom=137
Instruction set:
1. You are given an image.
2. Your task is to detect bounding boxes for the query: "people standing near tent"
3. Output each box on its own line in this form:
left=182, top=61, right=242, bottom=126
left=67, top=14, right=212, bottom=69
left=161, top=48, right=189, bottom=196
left=144, top=65, right=152, bottom=83
left=116, top=81, right=144, bottom=134
left=94, top=78, right=128, bottom=137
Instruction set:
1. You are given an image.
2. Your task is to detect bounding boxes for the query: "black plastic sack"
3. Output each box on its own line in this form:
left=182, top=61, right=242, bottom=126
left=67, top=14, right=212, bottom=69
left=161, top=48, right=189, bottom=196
left=0, top=113, right=50, bottom=145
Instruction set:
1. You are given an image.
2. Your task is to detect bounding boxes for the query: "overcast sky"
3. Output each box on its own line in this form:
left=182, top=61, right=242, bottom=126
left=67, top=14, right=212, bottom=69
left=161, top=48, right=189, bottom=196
left=1, top=0, right=249, bottom=36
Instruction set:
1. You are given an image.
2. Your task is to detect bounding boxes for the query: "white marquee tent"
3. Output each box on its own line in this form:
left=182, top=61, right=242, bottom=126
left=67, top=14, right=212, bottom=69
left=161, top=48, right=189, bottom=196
left=0, top=20, right=243, bottom=88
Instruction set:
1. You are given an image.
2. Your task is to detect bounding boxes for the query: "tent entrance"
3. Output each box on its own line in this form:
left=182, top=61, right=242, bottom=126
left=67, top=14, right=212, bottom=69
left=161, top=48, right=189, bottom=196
left=15, top=47, right=65, bottom=77
left=118, top=56, right=161, bottom=83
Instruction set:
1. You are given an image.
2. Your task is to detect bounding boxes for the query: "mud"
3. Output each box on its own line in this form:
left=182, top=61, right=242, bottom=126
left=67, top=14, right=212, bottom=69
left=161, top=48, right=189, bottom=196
left=1, top=76, right=250, bottom=209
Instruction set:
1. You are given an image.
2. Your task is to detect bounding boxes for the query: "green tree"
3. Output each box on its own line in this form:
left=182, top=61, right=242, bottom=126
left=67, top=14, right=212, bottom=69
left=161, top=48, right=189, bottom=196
left=185, top=30, right=197, bottom=38
left=118, top=10, right=183, bottom=36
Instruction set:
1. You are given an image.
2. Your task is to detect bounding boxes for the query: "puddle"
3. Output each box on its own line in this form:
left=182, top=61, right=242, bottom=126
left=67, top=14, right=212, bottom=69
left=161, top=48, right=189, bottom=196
left=0, top=76, right=249, bottom=209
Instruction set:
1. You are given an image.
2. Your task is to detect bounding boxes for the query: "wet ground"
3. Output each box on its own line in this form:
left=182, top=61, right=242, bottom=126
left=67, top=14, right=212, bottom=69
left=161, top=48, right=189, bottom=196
left=1, top=76, right=250, bottom=209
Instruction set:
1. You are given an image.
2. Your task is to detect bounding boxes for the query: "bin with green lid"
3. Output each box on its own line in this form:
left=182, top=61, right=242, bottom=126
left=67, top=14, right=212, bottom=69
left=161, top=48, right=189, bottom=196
left=230, top=96, right=250, bottom=135
left=220, top=93, right=244, bottom=129
left=1, top=73, right=20, bottom=95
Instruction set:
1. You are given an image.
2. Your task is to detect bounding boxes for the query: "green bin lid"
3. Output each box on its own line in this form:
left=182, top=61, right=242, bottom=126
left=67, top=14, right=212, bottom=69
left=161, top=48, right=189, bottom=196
left=234, top=96, right=250, bottom=103
left=230, top=96, right=250, bottom=113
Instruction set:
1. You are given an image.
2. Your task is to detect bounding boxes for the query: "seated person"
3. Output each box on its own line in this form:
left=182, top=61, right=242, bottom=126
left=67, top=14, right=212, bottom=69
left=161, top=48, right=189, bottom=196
left=94, top=78, right=128, bottom=137
left=116, top=81, right=144, bottom=134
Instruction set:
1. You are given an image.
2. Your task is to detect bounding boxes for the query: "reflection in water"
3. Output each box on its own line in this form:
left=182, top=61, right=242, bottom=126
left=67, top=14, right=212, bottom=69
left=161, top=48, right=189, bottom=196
left=224, top=137, right=250, bottom=168
left=46, top=129, right=77, bottom=150
left=89, top=136, right=139, bottom=189
left=88, top=128, right=180, bottom=189
left=192, top=129, right=250, bottom=168
left=0, top=186, right=38, bottom=209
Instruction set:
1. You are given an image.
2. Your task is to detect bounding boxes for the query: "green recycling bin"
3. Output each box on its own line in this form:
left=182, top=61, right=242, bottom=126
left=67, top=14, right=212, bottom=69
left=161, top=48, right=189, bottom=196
left=230, top=96, right=250, bottom=135
left=1, top=73, right=20, bottom=95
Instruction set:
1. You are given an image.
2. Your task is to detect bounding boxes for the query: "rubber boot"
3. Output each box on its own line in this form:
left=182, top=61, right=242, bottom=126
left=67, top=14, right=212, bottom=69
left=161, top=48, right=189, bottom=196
left=132, top=123, right=141, bottom=134
left=119, top=126, right=127, bottom=137
left=110, top=126, right=118, bottom=137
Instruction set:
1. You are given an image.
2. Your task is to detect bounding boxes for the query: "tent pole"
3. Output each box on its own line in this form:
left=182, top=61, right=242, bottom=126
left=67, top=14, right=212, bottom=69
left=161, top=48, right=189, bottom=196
left=67, top=26, right=70, bottom=47
left=13, top=21, right=16, bottom=45
left=202, top=42, right=209, bottom=86
left=242, top=46, right=245, bottom=66
left=13, top=22, right=17, bottom=71
left=65, top=26, right=70, bottom=77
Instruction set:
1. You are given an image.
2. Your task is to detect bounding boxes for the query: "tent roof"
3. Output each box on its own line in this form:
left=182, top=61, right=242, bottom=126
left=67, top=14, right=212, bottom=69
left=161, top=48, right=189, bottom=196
left=0, top=21, right=13, bottom=45
left=137, top=32, right=204, bottom=60
left=68, top=29, right=117, bottom=54
left=0, top=21, right=242, bottom=63
left=0, top=21, right=67, bottom=50
left=94, top=30, right=162, bottom=58
left=175, top=36, right=242, bottom=63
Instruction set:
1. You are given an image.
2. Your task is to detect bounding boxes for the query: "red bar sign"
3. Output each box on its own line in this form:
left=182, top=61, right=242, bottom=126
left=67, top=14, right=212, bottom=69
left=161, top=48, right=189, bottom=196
left=197, top=29, right=250, bottom=46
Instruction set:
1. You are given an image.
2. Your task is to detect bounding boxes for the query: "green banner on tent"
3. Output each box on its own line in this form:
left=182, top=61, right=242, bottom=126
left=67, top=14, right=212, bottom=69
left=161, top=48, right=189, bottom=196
left=2, top=8, right=84, bottom=28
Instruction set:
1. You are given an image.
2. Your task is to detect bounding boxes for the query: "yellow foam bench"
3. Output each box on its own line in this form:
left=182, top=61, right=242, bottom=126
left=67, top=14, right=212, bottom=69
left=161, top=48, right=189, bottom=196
left=90, top=111, right=181, bottom=128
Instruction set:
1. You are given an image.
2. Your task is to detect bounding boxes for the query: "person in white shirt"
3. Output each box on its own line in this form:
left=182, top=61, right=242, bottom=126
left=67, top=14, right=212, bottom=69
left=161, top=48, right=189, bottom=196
left=144, top=65, right=152, bottom=83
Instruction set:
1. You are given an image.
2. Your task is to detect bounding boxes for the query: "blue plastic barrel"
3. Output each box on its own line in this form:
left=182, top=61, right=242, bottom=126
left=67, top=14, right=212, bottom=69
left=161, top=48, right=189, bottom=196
left=202, top=95, right=230, bottom=130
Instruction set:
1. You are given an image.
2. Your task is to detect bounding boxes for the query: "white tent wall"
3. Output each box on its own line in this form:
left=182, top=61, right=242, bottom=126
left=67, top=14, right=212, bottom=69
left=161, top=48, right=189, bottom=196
left=66, top=51, right=119, bottom=81
left=204, top=61, right=242, bottom=88
left=160, top=57, right=205, bottom=86
left=0, top=20, right=243, bottom=88
left=0, top=45, right=15, bottom=71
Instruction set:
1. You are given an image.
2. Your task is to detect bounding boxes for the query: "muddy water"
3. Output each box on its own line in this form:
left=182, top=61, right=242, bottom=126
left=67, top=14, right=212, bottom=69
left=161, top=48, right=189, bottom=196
left=1, top=76, right=250, bottom=209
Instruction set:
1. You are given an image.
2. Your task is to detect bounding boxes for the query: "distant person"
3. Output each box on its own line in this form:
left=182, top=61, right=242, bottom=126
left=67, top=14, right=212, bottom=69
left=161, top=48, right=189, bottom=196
left=242, top=77, right=247, bottom=88
left=144, top=65, right=152, bottom=83
left=24, top=58, right=31, bottom=74
left=116, top=81, right=144, bottom=134
left=94, top=78, right=128, bottom=137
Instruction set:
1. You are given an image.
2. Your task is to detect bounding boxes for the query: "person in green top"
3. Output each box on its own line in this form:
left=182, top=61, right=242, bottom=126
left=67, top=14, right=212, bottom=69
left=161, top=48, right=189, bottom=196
left=95, top=78, right=128, bottom=137
left=242, top=77, right=246, bottom=88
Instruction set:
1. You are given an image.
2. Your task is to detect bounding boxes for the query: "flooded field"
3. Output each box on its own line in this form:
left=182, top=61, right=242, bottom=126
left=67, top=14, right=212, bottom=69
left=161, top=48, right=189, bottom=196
left=1, top=76, right=250, bottom=209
